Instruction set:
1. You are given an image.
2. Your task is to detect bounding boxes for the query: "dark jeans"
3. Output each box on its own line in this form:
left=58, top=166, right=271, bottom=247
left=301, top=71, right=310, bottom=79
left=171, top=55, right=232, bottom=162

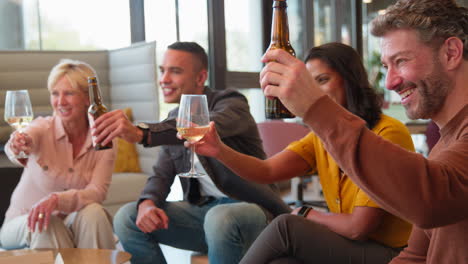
left=240, top=214, right=402, bottom=264
left=114, top=198, right=268, bottom=264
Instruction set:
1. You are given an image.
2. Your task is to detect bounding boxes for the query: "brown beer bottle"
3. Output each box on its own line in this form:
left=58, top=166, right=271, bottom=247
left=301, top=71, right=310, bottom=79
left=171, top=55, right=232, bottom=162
left=87, top=76, right=112, bottom=150
left=265, top=0, right=295, bottom=119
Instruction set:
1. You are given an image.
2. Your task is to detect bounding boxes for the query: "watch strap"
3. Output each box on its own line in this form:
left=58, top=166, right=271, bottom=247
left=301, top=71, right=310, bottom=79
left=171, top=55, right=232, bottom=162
left=297, top=205, right=312, bottom=218
left=138, top=126, right=149, bottom=145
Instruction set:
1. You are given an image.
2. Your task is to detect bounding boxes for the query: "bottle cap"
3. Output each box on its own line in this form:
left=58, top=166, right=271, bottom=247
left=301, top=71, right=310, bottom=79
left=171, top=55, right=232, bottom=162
left=88, top=76, right=97, bottom=83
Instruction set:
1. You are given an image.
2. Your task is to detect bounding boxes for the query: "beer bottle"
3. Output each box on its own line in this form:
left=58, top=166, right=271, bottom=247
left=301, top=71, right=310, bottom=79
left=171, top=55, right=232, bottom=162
left=87, top=76, right=112, bottom=150
left=265, top=0, right=295, bottom=119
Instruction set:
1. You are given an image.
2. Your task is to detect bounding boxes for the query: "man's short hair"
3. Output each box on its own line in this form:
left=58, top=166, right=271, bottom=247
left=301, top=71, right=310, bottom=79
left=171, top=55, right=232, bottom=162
left=167, top=42, right=208, bottom=70
left=371, top=0, right=468, bottom=60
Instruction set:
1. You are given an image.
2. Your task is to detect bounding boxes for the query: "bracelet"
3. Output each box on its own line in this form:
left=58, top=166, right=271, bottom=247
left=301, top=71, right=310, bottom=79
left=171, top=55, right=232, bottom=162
left=297, top=205, right=312, bottom=218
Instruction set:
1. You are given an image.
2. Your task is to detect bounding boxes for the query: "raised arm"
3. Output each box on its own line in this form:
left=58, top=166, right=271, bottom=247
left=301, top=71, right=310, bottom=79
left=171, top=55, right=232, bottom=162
left=192, top=122, right=310, bottom=184
left=304, top=98, right=468, bottom=228
left=260, top=49, right=468, bottom=229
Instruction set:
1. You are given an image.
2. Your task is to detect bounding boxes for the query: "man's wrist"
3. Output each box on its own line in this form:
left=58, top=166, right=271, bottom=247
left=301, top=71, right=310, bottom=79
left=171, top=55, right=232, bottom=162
left=136, top=126, right=144, bottom=143
left=136, top=123, right=149, bottom=145
left=139, top=199, right=156, bottom=210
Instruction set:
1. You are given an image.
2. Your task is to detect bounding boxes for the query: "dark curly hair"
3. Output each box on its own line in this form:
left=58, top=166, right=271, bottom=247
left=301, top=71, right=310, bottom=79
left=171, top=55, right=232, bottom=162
left=304, top=42, right=382, bottom=129
left=371, top=0, right=468, bottom=60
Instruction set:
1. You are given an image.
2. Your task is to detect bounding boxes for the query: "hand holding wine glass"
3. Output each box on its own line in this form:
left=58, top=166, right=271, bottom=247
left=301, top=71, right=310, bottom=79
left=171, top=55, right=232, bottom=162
left=4, top=90, right=34, bottom=159
left=176, top=94, right=210, bottom=178
left=182, top=121, right=224, bottom=159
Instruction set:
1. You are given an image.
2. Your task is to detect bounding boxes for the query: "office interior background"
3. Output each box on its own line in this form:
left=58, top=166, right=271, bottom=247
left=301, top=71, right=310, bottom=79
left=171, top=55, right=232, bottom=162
left=1, top=0, right=467, bottom=155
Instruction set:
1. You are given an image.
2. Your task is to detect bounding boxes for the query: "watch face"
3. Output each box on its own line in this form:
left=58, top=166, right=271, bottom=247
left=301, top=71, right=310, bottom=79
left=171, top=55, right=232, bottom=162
left=138, top=123, right=149, bottom=129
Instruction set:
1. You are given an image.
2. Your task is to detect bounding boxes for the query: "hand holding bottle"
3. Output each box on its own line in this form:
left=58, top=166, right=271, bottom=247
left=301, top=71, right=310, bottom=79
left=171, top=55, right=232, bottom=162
left=260, top=49, right=326, bottom=118
left=265, top=0, right=296, bottom=119
left=93, top=109, right=142, bottom=145
left=87, top=77, right=113, bottom=151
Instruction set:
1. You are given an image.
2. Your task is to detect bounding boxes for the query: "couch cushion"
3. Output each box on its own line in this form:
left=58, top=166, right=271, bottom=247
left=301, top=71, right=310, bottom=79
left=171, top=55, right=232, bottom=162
left=108, top=41, right=159, bottom=175
left=103, top=172, right=147, bottom=216
left=113, top=108, right=142, bottom=173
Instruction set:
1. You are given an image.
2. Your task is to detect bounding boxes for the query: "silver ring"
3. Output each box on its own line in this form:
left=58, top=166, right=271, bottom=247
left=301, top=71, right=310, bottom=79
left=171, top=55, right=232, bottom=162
left=38, top=213, right=44, bottom=219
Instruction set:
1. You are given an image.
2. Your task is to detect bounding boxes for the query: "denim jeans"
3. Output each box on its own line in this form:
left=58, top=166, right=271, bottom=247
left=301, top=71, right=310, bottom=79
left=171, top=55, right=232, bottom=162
left=114, top=198, right=268, bottom=264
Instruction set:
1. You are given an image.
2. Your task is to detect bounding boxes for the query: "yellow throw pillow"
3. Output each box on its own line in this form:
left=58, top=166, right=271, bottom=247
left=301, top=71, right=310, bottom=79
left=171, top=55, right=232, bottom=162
left=113, top=108, right=142, bottom=173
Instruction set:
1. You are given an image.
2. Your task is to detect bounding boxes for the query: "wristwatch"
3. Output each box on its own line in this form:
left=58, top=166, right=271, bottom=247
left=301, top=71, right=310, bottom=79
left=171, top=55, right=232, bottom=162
left=136, top=123, right=149, bottom=145
left=297, top=205, right=312, bottom=218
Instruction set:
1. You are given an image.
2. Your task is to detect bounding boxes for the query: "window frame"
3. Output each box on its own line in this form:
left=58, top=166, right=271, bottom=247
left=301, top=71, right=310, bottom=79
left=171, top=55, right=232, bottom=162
left=128, top=0, right=364, bottom=91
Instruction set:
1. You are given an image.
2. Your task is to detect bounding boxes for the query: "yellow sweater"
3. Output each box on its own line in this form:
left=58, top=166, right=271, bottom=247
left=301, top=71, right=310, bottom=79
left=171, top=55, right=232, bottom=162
left=287, top=114, right=414, bottom=248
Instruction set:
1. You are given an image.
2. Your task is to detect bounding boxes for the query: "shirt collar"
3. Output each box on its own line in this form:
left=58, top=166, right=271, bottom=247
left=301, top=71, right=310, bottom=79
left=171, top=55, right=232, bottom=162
left=53, top=115, right=94, bottom=154
left=439, top=104, right=468, bottom=139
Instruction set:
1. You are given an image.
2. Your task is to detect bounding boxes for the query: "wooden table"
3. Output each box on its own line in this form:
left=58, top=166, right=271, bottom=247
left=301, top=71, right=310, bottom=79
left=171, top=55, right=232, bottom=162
left=0, top=248, right=131, bottom=264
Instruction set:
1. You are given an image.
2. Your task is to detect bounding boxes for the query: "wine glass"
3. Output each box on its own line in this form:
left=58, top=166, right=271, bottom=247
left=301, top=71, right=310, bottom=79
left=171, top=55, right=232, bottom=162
left=176, top=94, right=210, bottom=178
left=4, top=90, right=34, bottom=158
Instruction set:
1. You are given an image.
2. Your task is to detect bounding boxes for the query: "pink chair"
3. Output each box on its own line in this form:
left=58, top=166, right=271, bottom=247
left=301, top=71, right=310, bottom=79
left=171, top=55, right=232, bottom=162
left=257, top=121, right=310, bottom=158
left=257, top=121, right=326, bottom=208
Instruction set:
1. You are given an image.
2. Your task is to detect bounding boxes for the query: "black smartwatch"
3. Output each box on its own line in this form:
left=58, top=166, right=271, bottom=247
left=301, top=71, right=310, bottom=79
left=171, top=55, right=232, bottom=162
left=136, top=123, right=149, bottom=145
left=297, top=205, right=312, bottom=218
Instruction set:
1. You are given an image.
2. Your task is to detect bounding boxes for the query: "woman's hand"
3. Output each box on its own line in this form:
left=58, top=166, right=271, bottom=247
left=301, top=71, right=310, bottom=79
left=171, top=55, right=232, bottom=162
left=178, top=122, right=224, bottom=158
left=9, top=131, right=32, bottom=157
left=28, top=193, right=58, bottom=233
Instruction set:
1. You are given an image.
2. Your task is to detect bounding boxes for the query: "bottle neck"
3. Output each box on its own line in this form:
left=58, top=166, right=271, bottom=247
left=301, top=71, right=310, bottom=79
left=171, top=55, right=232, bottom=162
left=89, top=84, right=102, bottom=105
left=270, top=0, right=290, bottom=44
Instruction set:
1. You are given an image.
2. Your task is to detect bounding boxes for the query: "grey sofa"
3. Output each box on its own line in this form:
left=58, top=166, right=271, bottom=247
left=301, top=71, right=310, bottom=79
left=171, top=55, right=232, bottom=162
left=0, top=41, right=159, bottom=217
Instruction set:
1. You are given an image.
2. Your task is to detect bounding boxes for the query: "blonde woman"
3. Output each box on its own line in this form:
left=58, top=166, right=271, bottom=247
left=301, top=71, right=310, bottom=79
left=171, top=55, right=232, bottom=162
left=0, top=59, right=115, bottom=249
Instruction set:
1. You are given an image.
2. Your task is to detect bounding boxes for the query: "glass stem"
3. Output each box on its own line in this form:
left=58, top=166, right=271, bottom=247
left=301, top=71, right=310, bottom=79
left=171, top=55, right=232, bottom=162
left=190, top=144, right=196, bottom=174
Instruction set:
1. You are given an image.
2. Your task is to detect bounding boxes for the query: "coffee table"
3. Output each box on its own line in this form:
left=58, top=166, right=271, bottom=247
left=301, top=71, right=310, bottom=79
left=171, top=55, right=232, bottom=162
left=0, top=248, right=131, bottom=264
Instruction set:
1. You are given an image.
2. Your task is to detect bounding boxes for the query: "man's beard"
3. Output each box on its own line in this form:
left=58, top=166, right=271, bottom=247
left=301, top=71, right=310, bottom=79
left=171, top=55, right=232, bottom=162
left=404, top=61, right=452, bottom=120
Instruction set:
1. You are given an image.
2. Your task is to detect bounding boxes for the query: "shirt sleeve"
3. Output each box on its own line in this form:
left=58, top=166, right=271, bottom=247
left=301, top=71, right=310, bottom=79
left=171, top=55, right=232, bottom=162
left=354, top=113, right=415, bottom=208
left=303, top=96, right=468, bottom=228
left=390, top=227, right=429, bottom=264
left=354, top=188, right=380, bottom=208
left=55, top=148, right=115, bottom=213
left=286, top=134, right=318, bottom=174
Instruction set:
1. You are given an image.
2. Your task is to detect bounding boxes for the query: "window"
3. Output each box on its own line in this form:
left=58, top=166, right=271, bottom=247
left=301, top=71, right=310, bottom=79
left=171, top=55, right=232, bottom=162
left=178, top=0, right=208, bottom=50
left=21, top=0, right=131, bottom=50
left=224, top=0, right=263, bottom=72
left=144, top=0, right=209, bottom=119
left=287, top=0, right=305, bottom=59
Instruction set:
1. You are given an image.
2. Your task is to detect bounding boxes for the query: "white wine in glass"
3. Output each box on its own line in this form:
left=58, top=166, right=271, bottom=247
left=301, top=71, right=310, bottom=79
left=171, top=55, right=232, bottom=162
left=4, top=90, right=34, bottom=158
left=176, top=94, right=210, bottom=178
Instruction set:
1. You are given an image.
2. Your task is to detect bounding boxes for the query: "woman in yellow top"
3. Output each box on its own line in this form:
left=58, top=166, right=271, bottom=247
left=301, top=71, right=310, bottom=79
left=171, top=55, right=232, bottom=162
left=186, top=43, right=414, bottom=264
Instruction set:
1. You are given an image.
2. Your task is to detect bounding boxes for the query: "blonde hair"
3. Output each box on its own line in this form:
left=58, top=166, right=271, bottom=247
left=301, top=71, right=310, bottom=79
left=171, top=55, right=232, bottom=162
left=371, top=0, right=468, bottom=60
left=47, top=59, right=97, bottom=93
